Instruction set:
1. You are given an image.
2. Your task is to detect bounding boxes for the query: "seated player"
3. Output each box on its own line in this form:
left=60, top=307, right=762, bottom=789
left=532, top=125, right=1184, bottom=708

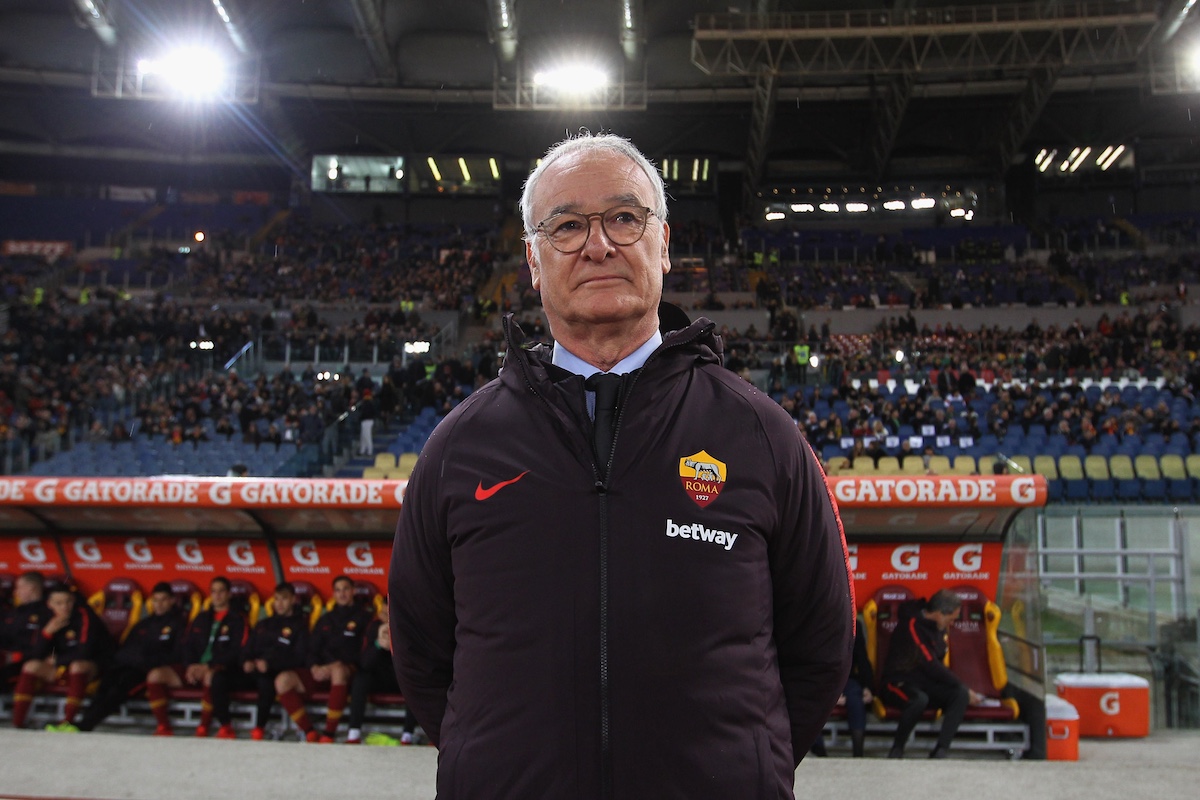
left=880, top=589, right=982, bottom=758
left=1, top=571, right=49, bottom=688
left=242, top=582, right=309, bottom=740
left=11, top=583, right=115, bottom=731
left=146, top=576, right=249, bottom=738
left=75, top=581, right=187, bottom=733
left=347, top=603, right=416, bottom=745
left=307, top=575, right=373, bottom=743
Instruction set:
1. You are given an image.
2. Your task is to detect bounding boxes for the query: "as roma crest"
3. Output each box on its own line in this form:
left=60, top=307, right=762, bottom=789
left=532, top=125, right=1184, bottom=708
left=678, top=450, right=727, bottom=509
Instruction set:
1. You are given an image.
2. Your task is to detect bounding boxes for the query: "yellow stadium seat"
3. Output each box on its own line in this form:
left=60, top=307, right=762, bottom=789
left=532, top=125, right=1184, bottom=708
left=397, top=452, right=419, bottom=471
left=1134, top=454, right=1161, bottom=480
left=1084, top=454, right=1111, bottom=481
left=1058, top=455, right=1084, bottom=480
left=1033, top=455, right=1059, bottom=480
left=848, top=458, right=876, bottom=475
left=901, top=456, right=925, bottom=474
left=361, top=466, right=388, bottom=479
left=373, top=453, right=397, bottom=470
left=1160, top=454, right=1187, bottom=480
left=952, top=455, right=977, bottom=475
left=1010, top=455, right=1033, bottom=475
left=977, top=455, right=997, bottom=476
left=1109, top=454, right=1135, bottom=480
left=875, top=456, right=901, bottom=475
left=926, top=455, right=952, bottom=474
left=824, top=456, right=850, bottom=475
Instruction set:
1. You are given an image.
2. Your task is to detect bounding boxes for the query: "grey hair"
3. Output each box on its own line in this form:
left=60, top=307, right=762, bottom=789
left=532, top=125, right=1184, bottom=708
left=926, top=588, right=963, bottom=615
left=519, top=132, right=668, bottom=242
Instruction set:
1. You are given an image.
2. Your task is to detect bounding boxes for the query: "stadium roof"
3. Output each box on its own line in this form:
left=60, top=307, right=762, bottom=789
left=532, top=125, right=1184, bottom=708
left=1, top=1, right=1198, bottom=195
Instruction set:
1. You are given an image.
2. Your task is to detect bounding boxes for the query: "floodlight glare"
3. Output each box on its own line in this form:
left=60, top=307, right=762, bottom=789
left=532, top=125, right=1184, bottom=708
left=790, top=203, right=815, bottom=213
left=846, top=202, right=869, bottom=213
left=764, top=211, right=786, bottom=221
left=818, top=203, right=839, bottom=213
left=911, top=198, right=936, bottom=209
left=137, top=46, right=228, bottom=99
left=489, top=157, right=500, bottom=180
left=950, top=209, right=966, bottom=218
left=883, top=200, right=906, bottom=211
left=194, top=231, right=205, bottom=242
left=532, top=65, right=609, bottom=93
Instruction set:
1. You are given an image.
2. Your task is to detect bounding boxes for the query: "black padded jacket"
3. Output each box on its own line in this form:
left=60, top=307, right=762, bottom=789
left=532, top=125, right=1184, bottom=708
left=390, top=307, right=854, bottom=800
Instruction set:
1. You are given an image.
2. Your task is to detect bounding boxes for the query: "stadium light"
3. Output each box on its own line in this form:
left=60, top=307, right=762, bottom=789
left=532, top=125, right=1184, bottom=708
left=846, top=202, right=869, bottom=213
left=911, top=198, right=936, bottom=209
left=895, top=350, right=905, bottom=363
left=489, top=157, right=500, bottom=180
left=764, top=211, right=786, bottom=221
left=818, top=202, right=839, bottom=213
left=194, top=231, right=206, bottom=243
left=532, top=64, right=609, bottom=93
left=137, top=46, right=228, bottom=100
left=458, top=157, right=471, bottom=183
left=883, top=200, right=906, bottom=211
left=427, top=157, right=442, bottom=182
left=790, top=203, right=815, bottom=213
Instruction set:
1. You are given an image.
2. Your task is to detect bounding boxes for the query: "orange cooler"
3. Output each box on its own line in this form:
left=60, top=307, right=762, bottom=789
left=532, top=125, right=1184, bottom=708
left=1044, top=695, right=1079, bottom=760
left=1054, top=672, right=1150, bottom=737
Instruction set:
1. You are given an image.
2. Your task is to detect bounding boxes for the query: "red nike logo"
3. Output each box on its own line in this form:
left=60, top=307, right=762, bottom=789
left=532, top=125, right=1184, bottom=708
left=474, top=471, right=530, bottom=501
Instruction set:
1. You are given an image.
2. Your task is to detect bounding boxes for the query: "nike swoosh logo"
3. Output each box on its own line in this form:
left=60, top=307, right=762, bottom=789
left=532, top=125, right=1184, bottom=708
left=475, top=471, right=530, bottom=501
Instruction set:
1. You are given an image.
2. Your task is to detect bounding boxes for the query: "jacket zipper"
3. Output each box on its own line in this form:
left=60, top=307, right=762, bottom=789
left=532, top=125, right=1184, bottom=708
left=505, top=316, right=716, bottom=798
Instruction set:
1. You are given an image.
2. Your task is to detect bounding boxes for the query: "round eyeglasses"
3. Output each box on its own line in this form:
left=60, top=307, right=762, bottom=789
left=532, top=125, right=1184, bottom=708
left=535, top=205, right=657, bottom=253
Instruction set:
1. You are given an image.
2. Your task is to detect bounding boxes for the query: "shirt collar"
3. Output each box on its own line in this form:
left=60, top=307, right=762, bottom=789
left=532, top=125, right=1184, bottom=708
left=552, top=330, right=662, bottom=378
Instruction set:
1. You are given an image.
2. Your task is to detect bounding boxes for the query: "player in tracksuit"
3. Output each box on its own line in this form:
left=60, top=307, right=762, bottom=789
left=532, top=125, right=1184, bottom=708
left=306, top=575, right=372, bottom=742
left=148, top=576, right=249, bottom=739
left=77, top=581, right=188, bottom=732
left=11, top=583, right=114, bottom=731
left=242, top=582, right=309, bottom=740
left=1, top=571, right=49, bottom=687
left=346, top=603, right=416, bottom=745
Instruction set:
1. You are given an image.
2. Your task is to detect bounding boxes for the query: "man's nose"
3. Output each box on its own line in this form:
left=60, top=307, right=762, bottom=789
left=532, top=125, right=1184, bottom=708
left=581, top=216, right=615, bottom=256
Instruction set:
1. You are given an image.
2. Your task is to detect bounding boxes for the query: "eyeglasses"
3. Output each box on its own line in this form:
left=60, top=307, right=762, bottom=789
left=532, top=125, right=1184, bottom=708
left=535, top=205, right=657, bottom=253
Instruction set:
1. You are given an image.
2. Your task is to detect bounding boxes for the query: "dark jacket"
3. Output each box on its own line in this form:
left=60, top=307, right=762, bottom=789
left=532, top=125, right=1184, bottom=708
left=243, top=611, right=309, bottom=672
left=182, top=608, right=249, bottom=669
left=31, top=603, right=115, bottom=668
left=309, top=603, right=371, bottom=666
left=881, top=598, right=962, bottom=690
left=390, top=309, right=854, bottom=800
left=1, top=600, right=48, bottom=664
left=113, top=608, right=188, bottom=671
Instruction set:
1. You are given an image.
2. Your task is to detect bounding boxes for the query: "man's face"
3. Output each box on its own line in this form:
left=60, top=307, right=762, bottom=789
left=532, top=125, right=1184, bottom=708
left=13, top=577, right=39, bottom=605
left=932, top=607, right=961, bottom=632
left=209, top=581, right=231, bottom=611
left=525, top=149, right=670, bottom=337
left=274, top=591, right=295, bottom=616
left=48, top=591, right=74, bottom=619
left=148, top=591, right=175, bottom=617
left=332, top=580, right=354, bottom=607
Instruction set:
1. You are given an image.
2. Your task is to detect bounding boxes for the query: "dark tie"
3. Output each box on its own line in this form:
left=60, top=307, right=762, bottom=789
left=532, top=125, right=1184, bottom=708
left=585, top=372, right=623, bottom=471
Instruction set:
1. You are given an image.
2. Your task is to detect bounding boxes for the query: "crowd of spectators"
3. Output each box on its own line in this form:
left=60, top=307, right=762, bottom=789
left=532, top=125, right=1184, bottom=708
left=6, top=211, right=1200, bottom=476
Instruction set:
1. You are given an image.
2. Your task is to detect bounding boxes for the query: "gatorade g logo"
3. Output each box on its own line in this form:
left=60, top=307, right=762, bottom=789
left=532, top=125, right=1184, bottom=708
left=346, top=542, right=373, bottom=568
left=952, top=543, right=984, bottom=573
left=75, top=538, right=103, bottom=563
left=678, top=450, right=727, bottom=509
left=847, top=544, right=859, bottom=571
left=18, top=538, right=46, bottom=563
left=228, top=541, right=255, bottom=567
left=891, top=544, right=921, bottom=573
left=1011, top=477, right=1038, bottom=503
left=125, top=538, right=153, bottom=563
left=293, top=540, right=320, bottom=567
left=1100, top=692, right=1121, bottom=715
left=177, top=539, right=204, bottom=565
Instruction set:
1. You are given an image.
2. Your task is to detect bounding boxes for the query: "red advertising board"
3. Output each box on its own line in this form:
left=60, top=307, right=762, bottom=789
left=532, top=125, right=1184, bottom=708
left=847, top=541, right=1003, bottom=610
left=60, top=534, right=275, bottom=597
left=0, top=534, right=65, bottom=577
left=277, top=538, right=391, bottom=594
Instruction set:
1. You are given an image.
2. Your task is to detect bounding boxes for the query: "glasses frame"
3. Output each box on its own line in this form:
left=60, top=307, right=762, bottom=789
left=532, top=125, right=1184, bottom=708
left=535, top=205, right=658, bottom=254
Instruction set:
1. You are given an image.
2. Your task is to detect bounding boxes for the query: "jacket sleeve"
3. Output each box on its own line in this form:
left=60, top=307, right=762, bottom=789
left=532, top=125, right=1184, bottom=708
left=389, top=448, right=457, bottom=748
left=769, top=424, right=855, bottom=767
left=903, top=618, right=962, bottom=687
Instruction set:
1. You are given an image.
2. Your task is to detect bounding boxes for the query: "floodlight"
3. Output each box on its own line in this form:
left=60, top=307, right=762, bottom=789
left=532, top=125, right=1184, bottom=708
left=846, top=202, right=869, bottom=213
left=883, top=200, right=906, bottom=211
left=532, top=65, right=609, bottom=93
left=818, top=203, right=839, bottom=213
left=911, top=198, right=936, bottom=209
left=895, top=350, right=905, bottom=363
left=137, top=46, right=228, bottom=99
left=809, top=355, right=819, bottom=369
left=427, top=157, right=442, bottom=182
left=194, top=231, right=206, bottom=242
left=459, top=158, right=471, bottom=182
left=790, top=203, right=815, bottom=213
left=765, top=211, right=786, bottom=221
left=489, top=158, right=500, bottom=180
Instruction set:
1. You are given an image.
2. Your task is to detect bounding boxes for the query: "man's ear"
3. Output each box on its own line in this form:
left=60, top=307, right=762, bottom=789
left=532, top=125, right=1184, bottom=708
left=526, top=240, right=541, bottom=289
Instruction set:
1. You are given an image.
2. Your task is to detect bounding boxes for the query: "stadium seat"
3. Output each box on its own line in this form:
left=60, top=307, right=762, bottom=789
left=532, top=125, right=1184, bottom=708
left=926, top=455, right=952, bottom=474
left=169, top=579, right=204, bottom=623
left=947, top=585, right=1019, bottom=720
left=227, top=579, right=262, bottom=622
left=1110, top=454, right=1141, bottom=501
left=1059, top=454, right=1090, bottom=501
left=951, top=455, right=977, bottom=475
left=976, top=455, right=997, bottom=476
left=1160, top=454, right=1193, bottom=501
left=824, top=456, right=850, bottom=475
left=862, top=584, right=916, bottom=719
left=1134, top=454, right=1166, bottom=501
left=373, top=453, right=397, bottom=470
left=901, top=456, right=925, bottom=475
left=875, top=456, right=901, bottom=474
left=1009, top=454, right=1033, bottom=475
left=1033, top=455, right=1063, bottom=501
left=87, top=578, right=144, bottom=643
left=1084, top=454, right=1114, bottom=500
left=361, top=466, right=388, bottom=479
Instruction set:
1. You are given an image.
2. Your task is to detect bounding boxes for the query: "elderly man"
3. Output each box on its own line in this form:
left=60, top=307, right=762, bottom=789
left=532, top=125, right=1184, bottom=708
left=390, top=132, right=853, bottom=799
